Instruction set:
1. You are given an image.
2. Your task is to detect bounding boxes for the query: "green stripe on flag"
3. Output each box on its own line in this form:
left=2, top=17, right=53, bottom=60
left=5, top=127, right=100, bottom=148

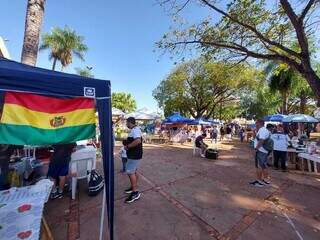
left=0, top=123, right=96, bottom=145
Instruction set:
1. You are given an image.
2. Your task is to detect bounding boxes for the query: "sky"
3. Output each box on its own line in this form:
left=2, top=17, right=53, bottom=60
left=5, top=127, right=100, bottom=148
left=0, top=0, right=210, bottom=112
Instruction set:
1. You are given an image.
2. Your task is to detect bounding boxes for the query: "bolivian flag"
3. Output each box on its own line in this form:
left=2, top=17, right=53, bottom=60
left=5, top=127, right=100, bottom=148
left=0, top=92, right=96, bottom=145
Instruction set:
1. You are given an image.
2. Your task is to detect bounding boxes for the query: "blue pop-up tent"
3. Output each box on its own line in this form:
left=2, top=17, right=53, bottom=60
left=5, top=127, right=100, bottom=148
left=0, top=58, right=114, bottom=240
left=189, top=118, right=212, bottom=125
left=162, top=113, right=193, bottom=124
left=263, top=114, right=287, bottom=122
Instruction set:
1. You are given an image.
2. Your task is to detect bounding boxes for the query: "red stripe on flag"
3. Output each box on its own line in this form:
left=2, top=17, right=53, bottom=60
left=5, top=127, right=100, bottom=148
left=5, top=92, right=94, bottom=113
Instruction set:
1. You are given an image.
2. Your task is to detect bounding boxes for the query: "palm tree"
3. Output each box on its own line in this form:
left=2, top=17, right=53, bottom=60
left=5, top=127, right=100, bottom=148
left=39, top=26, right=88, bottom=71
left=21, top=0, right=46, bottom=66
left=266, top=62, right=315, bottom=114
left=269, top=65, right=294, bottom=115
left=291, top=74, right=314, bottom=114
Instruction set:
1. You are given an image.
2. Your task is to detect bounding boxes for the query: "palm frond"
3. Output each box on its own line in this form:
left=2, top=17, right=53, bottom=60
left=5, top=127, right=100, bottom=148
left=40, top=26, right=88, bottom=68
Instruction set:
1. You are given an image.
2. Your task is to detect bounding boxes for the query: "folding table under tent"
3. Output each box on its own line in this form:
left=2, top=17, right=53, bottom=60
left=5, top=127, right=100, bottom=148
left=0, top=58, right=114, bottom=240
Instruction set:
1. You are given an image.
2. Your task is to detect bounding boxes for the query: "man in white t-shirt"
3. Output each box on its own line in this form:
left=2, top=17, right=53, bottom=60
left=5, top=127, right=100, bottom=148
left=123, top=117, right=143, bottom=203
left=271, top=124, right=290, bottom=171
left=250, top=119, right=271, bottom=187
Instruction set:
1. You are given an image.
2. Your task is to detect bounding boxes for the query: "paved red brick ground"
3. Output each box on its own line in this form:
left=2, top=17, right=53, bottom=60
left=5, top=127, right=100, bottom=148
left=45, top=139, right=320, bottom=240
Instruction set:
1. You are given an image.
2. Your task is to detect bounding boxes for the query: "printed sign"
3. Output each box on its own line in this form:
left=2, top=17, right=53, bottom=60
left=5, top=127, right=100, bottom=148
left=84, top=87, right=96, bottom=98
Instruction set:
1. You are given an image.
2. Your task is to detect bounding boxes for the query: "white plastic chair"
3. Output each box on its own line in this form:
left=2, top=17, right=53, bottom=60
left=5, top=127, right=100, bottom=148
left=69, top=157, right=94, bottom=200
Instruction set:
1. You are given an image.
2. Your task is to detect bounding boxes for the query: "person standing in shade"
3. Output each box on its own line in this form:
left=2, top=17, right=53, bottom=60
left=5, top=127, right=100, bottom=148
left=124, top=117, right=143, bottom=203
left=239, top=127, right=245, bottom=142
left=226, top=125, right=232, bottom=140
left=250, top=119, right=271, bottom=187
left=48, top=143, right=76, bottom=199
left=271, top=124, right=290, bottom=171
left=211, top=126, right=218, bottom=144
left=220, top=126, right=225, bottom=141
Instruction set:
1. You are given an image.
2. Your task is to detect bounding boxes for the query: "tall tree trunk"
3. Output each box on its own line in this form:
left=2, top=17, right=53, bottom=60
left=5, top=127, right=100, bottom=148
left=52, top=57, right=57, bottom=70
left=300, top=92, right=307, bottom=114
left=209, top=105, right=216, bottom=119
left=305, top=71, right=320, bottom=107
left=21, top=0, right=46, bottom=66
left=297, top=58, right=320, bottom=107
left=281, top=91, right=288, bottom=114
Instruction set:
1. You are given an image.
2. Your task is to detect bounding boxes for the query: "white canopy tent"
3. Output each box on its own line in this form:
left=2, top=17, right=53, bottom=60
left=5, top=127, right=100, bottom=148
left=125, top=108, right=161, bottom=120
left=112, top=107, right=124, bottom=116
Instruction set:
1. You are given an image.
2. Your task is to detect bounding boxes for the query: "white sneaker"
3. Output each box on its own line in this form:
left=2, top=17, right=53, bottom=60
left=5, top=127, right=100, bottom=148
left=200, top=154, right=206, bottom=158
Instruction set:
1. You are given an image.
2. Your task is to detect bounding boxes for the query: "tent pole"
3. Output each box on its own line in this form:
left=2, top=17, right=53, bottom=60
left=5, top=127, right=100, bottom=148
left=99, top=186, right=106, bottom=240
left=97, top=96, right=114, bottom=240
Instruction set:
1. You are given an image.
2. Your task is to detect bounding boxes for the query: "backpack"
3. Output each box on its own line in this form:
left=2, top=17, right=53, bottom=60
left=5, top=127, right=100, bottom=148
left=205, top=148, right=218, bottom=159
left=88, top=170, right=104, bottom=196
left=257, top=133, right=274, bottom=152
left=263, top=137, right=274, bottom=152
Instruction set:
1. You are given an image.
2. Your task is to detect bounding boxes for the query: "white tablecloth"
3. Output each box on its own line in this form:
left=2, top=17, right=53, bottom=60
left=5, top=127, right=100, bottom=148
left=0, top=179, right=53, bottom=240
left=298, top=153, right=320, bottom=163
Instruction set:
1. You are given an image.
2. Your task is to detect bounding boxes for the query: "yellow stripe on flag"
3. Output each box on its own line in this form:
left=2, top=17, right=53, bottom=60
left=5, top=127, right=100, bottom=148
left=1, top=104, right=95, bottom=130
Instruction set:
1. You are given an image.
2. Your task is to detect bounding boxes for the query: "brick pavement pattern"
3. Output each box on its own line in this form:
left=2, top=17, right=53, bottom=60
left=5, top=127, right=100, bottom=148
left=45, top=140, right=320, bottom=240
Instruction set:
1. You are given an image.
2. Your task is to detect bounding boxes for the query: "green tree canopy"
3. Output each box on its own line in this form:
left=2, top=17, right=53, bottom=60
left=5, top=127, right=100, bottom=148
left=265, top=62, right=315, bottom=114
left=158, top=0, right=320, bottom=104
left=112, top=92, right=137, bottom=113
left=153, top=58, right=259, bottom=118
left=269, top=64, right=294, bottom=114
left=239, top=65, right=316, bottom=118
left=75, top=67, right=94, bottom=78
left=240, top=87, right=281, bottom=119
left=39, top=26, right=88, bottom=71
left=287, top=70, right=315, bottom=114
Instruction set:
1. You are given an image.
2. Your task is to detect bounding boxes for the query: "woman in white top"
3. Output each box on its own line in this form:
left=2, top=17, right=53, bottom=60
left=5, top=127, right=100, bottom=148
left=271, top=124, right=290, bottom=171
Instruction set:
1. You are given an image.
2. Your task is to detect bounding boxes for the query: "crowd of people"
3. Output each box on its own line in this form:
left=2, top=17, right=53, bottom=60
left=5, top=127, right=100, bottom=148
left=159, top=124, right=248, bottom=145
left=249, top=119, right=315, bottom=187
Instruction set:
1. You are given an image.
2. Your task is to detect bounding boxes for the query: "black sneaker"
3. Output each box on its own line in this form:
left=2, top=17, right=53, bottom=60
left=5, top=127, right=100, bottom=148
left=50, top=191, right=63, bottom=199
left=261, top=179, right=271, bottom=185
left=124, top=187, right=133, bottom=194
left=249, top=180, right=264, bottom=187
left=125, top=191, right=141, bottom=203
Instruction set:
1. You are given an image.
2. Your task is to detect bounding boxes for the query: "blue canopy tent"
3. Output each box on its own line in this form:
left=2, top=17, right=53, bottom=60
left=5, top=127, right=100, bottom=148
left=162, top=113, right=193, bottom=124
left=0, top=58, right=114, bottom=240
left=189, top=118, right=212, bottom=125
left=208, top=119, right=220, bottom=125
left=282, top=114, right=319, bottom=123
left=263, top=114, right=287, bottom=122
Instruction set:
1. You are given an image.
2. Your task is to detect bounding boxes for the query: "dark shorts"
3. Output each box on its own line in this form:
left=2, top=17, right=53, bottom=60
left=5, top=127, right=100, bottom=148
left=47, top=163, right=69, bottom=178
left=255, top=151, right=268, bottom=169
